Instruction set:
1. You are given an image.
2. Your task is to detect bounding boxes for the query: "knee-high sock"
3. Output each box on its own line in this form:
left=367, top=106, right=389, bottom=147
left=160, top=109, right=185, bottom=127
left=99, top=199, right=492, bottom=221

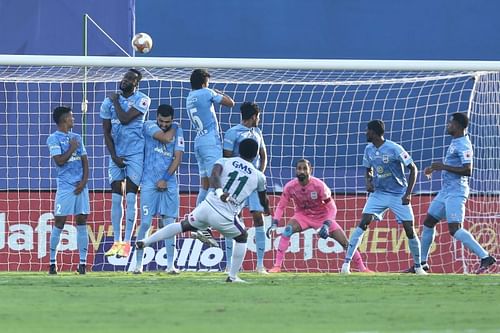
left=408, top=237, right=422, bottom=268
left=225, top=237, right=233, bottom=268
left=255, top=226, right=266, bottom=268
left=135, top=213, right=153, bottom=268
left=274, top=235, right=290, bottom=267
left=351, top=250, right=367, bottom=271
left=229, top=241, right=247, bottom=279
left=49, top=226, right=63, bottom=264
left=76, top=225, right=88, bottom=265
left=161, top=217, right=176, bottom=269
left=454, top=228, right=489, bottom=258
left=345, top=227, right=365, bottom=263
left=196, top=188, right=208, bottom=206
left=111, top=193, right=123, bottom=242
left=420, top=225, right=435, bottom=263
left=124, top=193, right=137, bottom=242
left=143, top=223, right=182, bottom=247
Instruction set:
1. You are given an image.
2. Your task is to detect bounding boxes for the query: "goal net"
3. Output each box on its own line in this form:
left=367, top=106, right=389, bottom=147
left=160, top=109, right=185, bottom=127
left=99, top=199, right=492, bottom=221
left=0, top=57, right=498, bottom=273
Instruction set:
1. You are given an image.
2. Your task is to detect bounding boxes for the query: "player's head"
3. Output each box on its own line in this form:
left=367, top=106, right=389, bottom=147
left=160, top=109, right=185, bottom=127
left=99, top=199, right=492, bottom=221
left=52, top=106, right=73, bottom=128
left=156, top=104, right=174, bottom=132
left=239, top=138, right=259, bottom=161
left=366, top=119, right=385, bottom=142
left=241, top=102, right=261, bottom=127
left=447, top=112, right=469, bottom=136
left=295, top=159, right=312, bottom=182
left=190, top=69, right=210, bottom=90
left=120, top=69, right=142, bottom=94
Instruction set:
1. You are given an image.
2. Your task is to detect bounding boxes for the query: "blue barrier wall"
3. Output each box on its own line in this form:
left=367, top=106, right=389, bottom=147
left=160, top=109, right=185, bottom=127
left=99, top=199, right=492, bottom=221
left=136, top=0, right=500, bottom=60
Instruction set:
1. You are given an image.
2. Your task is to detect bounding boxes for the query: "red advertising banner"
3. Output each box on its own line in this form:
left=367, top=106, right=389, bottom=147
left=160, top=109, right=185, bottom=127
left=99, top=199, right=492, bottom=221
left=0, top=192, right=497, bottom=273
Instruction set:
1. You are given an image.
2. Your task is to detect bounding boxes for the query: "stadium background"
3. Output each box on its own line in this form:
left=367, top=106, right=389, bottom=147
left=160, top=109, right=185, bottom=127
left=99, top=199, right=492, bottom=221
left=0, top=0, right=498, bottom=273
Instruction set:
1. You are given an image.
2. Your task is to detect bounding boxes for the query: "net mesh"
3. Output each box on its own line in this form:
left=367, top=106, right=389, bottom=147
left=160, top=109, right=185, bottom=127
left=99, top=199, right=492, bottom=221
left=0, top=65, right=498, bottom=273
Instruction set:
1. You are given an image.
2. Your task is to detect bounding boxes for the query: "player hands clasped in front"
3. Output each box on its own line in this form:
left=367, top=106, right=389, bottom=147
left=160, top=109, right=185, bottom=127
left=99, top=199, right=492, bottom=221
left=133, top=105, right=184, bottom=274
left=46, top=106, right=89, bottom=275
left=266, top=159, right=371, bottom=273
left=136, top=139, right=270, bottom=283
left=405, top=113, right=496, bottom=274
left=342, top=120, right=426, bottom=275
left=223, top=102, right=269, bottom=274
left=101, top=69, right=151, bottom=259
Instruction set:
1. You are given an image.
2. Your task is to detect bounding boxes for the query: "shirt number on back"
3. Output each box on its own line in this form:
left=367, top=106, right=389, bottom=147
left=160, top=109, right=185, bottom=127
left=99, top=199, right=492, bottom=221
left=223, top=171, right=249, bottom=197
left=188, top=108, right=204, bottom=132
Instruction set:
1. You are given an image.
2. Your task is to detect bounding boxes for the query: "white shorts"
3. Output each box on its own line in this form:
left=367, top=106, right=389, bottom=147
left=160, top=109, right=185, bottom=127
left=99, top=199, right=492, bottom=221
left=188, top=201, right=245, bottom=239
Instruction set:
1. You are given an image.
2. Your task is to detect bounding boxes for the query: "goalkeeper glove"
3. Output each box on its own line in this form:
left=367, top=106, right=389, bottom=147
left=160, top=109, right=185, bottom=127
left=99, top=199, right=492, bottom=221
left=318, top=220, right=332, bottom=239
left=266, top=218, right=279, bottom=238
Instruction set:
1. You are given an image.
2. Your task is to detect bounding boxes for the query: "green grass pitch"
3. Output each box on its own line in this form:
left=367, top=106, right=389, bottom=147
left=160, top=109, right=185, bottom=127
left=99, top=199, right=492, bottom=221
left=0, top=272, right=499, bottom=333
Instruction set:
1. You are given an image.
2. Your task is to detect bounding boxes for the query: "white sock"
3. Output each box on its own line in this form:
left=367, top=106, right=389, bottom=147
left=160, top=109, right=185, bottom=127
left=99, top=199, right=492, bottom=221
left=229, top=241, right=247, bottom=279
left=143, top=223, right=182, bottom=246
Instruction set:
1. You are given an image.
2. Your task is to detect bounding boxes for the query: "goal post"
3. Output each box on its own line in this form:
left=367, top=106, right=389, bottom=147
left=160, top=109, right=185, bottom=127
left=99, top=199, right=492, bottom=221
left=0, top=55, right=498, bottom=274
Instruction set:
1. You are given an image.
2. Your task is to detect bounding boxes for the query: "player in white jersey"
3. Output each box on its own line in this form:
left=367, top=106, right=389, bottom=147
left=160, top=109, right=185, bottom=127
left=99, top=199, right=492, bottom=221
left=405, top=112, right=496, bottom=274
left=46, top=106, right=89, bottom=275
left=223, top=102, right=268, bottom=274
left=136, top=138, right=270, bottom=283
left=100, top=69, right=151, bottom=259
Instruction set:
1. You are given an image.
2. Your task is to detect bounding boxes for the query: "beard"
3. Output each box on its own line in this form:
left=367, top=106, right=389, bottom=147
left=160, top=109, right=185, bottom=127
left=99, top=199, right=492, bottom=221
left=161, top=124, right=172, bottom=132
left=296, top=174, right=307, bottom=182
left=367, top=136, right=372, bottom=142
left=120, top=81, right=135, bottom=94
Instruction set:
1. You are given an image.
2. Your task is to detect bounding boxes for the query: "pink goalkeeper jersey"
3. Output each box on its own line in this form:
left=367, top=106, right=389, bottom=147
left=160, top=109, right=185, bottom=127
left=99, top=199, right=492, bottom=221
left=274, top=176, right=336, bottom=220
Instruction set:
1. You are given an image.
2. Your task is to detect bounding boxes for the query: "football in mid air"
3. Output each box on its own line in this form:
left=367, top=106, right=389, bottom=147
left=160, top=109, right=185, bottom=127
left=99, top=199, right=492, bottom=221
left=131, top=33, right=153, bottom=54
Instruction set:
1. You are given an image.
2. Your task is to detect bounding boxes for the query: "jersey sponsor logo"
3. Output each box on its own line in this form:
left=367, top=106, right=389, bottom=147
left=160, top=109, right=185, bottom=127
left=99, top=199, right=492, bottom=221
left=231, top=160, right=253, bottom=174
left=382, top=155, right=389, bottom=163
left=178, top=136, right=185, bottom=148
left=376, top=166, right=385, bottom=174
left=399, top=151, right=411, bottom=162
left=153, top=146, right=172, bottom=157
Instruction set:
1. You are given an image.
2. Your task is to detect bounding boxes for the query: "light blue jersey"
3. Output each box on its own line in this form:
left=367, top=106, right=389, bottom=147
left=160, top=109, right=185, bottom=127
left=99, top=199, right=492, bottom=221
left=442, top=135, right=473, bottom=197
left=141, top=121, right=185, bottom=188
left=186, top=88, right=224, bottom=140
left=100, top=91, right=150, bottom=157
left=363, top=139, right=413, bottom=195
left=223, top=124, right=265, bottom=168
left=46, top=131, right=87, bottom=190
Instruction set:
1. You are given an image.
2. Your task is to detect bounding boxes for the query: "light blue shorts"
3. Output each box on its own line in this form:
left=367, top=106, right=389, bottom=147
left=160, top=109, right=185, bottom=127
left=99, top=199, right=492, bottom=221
left=140, top=184, right=179, bottom=218
left=428, top=190, right=466, bottom=223
left=362, top=191, right=414, bottom=223
left=194, top=134, right=222, bottom=178
left=54, top=187, right=90, bottom=216
left=108, top=153, right=144, bottom=186
left=245, top=190, right=264, bottom=212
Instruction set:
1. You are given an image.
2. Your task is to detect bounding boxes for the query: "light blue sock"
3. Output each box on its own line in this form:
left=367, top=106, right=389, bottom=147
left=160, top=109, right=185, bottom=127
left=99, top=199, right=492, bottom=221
left=345, top=227, right=365, bottom=263
left=76, top=225, right=88, bottom=264
left=162, top=217, right=176, bottom=269
left=225, top=237, right=233, bottom=267
left=124, top=192, right=137, bottom=242
left=408, top=237, right=422, bottom=268
left=135, top=213, right=153, bottom=268
left=255, top=226, right=266, bottom=268
left=49, top=226, right=63, bottom=264
left=196, top=188, right=208, bottom=206
left=453, top=228, right=488, bottom=258
left=420, top=225, right=435, bottom=262
left=111, top=193, right=123, bottom=242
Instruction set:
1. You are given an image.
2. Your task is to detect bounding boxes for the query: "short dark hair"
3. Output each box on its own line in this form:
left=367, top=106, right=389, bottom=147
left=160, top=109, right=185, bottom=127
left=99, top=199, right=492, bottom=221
left=190, top=69, right=210, bottom=89
left=157, top=104, right=174, bottom=118
left=451, top=112, right=469, bottom=129
left=128, top=68, right=142, bottom=82
left=240, top=102, right=260, bottom=120
left=52, top=106, right=72, bottom=124
left=367, top=119, right=385, bottom=136
left=295, top=158, right=312, bottom=168
left=239, top=138, right=259, bottom=160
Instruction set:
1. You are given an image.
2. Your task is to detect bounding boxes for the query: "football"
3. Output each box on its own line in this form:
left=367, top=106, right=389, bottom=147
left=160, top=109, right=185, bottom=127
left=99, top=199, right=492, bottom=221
left=131, top=33, right=153, bottom=54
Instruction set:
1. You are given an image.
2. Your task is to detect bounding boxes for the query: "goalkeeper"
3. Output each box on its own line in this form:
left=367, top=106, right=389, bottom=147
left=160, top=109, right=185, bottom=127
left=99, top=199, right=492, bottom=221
left=267, top=159, right=370, bottom=273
